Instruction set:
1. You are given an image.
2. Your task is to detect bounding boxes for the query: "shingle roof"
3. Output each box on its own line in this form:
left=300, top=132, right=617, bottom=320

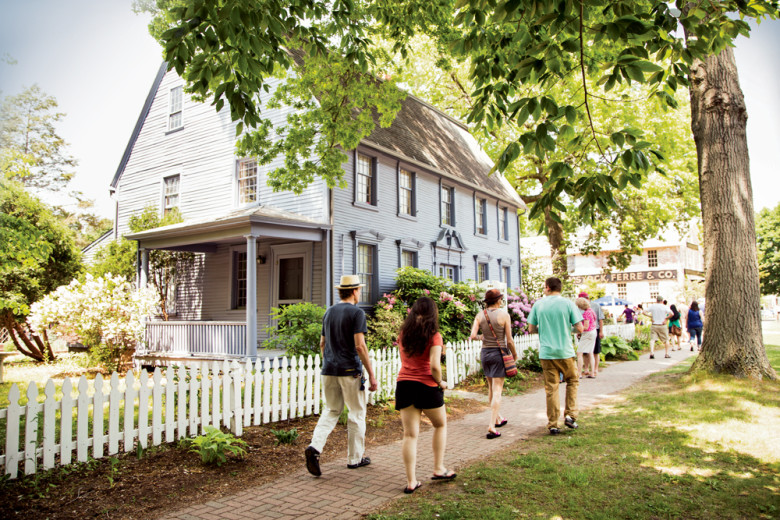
left=363, top=94, right=524, bottom=208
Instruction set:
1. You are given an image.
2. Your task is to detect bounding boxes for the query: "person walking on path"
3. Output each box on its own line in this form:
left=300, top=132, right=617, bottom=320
left=395, top=297, right=455, bottom=494
left=305, top=275, right=378, bottom=477
left=469, top=289, right=518, bottom=439
left=687, top=301, right=704, bottom=351
left=579, top=292, right=604, bottom=376
left=668, top=304, right=683, bottom=351
left=621, top=304, right=635, bottom=324
left=527, top=277, right=584, bottom=435
left=574, top=298, right=598, bottom=378
left=644, top=296, right=673, bottom=359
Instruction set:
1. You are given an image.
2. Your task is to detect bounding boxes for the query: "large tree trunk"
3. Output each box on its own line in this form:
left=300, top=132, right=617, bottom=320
left=543, top=206, right=568, bottom=279
left=687, top=47, right=776, bottom=380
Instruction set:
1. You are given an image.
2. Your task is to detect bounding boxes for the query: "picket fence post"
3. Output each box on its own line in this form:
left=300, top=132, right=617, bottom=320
left=76, top=376, right=88, bottom=462
left=60, top=378, right=73, bottom=466
left=43, top=380, right=56, bottom=470
left=5, top=384, right=20, bottom=478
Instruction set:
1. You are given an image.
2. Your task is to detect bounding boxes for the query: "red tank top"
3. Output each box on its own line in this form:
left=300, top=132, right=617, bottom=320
left=397, top=332, right=443, bottom=387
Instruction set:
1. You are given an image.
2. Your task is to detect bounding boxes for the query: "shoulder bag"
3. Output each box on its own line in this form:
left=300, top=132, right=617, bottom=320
left=483, top=309, right=517, bottom=377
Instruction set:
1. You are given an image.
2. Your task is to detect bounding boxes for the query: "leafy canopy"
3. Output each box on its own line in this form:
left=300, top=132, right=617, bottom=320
left=756, top=203, right=780, bottom=295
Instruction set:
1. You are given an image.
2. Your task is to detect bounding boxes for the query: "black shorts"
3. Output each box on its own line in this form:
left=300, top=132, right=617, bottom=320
left=593, top=331, right=602, bottom=354
left=395, top=380, right=444, bottom=410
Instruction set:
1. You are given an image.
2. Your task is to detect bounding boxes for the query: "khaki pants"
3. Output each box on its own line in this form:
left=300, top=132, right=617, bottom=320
left=310, top=375, right=368, bottom=465
left=540, top=358, right=579, bottom=429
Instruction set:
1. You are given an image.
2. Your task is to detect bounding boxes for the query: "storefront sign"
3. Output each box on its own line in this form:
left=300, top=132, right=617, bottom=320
left=571, top=269, right=678, bottom=284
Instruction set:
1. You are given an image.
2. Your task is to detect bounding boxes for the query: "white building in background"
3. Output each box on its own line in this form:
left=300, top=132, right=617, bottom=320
left=521, top=224, right=705, bottom=306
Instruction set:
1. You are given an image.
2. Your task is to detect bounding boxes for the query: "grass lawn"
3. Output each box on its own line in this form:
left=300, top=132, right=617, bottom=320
left=370, top=343, right=780, bottom=520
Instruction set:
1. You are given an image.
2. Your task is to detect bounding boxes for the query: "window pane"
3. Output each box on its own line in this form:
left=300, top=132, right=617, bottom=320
left=441, top=187, right=452, bottom=225
left=401, top=250, right=415, bottom=268
left=164, top=175, right=180, bottom=214
left=357, top=154, right=372, bottom=204
left=238, top=159, right=258, bottom=204
left=477, top=199, right=486, bottom=234
left=279, top=257, right=304, bottom=300
left=499, top=207, right=507, bottom=240
left=478, top=263, right=487, bottom=282
left=357, top=244, right=374, bottom=304
left=649, top=281, right=659, bottom=300
left=439, top=264, right=455, bottom=282
left=399, top=169, right=413, bottom=215
left=235, top=252, right=247, bottom=308
left=169, top=87, right=183, bottom=130
left=618, top=282, right=627, bottom=299
left=502, top=266, right=510, bottom=285
left=648, top=249, right=658, bottom=268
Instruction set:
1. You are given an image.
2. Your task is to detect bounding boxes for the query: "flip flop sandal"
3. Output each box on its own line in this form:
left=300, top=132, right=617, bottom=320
left=495, top=419, right=508, bottom=428
left=486, top=431, right=501, bottom=439
left=431, top=470, right=457, bottom=480
left=404, top=482, right=422, bottom=494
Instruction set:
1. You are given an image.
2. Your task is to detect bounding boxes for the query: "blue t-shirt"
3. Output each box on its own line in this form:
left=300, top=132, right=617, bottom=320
left=320, top=302, right=368, bottom=376
left=687, top=309, right=703, bottom=329
left=527, top=295, right=583, bottom=360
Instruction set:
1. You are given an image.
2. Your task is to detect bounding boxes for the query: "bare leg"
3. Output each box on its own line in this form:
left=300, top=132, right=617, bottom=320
left=400, top=406, right=422, bottom=490
left=577, top=352, right=584, bottom=377
left=588, top=353, right=597, bottom=377
left=487, top=377, right=505, bottom=433
left=422, top=405, right=447, bottom=476
left=649, top=338, right=656, bottom=356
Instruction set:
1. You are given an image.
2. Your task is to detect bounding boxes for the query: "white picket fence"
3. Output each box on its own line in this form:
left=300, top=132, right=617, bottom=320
left=0, top=325, right=634, bottom=479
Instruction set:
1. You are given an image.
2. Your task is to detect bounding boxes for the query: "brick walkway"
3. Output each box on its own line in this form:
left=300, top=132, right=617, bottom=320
left=160, top=349, right=696, bottom=520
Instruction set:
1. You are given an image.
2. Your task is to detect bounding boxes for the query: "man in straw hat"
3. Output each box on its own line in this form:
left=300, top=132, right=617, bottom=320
left=305, top=275, right=378, bottom=476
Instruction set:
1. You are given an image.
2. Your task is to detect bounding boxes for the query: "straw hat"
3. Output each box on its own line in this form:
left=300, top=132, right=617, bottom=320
left=335, top=274, right=365, bottom=289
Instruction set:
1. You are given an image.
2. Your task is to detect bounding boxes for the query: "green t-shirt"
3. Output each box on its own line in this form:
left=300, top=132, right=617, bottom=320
left=527, top=295, right=583, bottom=360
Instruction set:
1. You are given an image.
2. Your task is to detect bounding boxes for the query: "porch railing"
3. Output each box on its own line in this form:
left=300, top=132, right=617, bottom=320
left=141, top=321, right=247, bottom=358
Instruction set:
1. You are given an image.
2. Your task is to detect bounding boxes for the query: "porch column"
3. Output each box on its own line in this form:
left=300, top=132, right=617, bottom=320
left=245, top=234, right=258, bottom=360
left=140, top=248, right=149, bottom=288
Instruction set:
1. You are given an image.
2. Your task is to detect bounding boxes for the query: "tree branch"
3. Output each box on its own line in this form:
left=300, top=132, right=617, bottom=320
left=579, top=1, right=607, bottom=161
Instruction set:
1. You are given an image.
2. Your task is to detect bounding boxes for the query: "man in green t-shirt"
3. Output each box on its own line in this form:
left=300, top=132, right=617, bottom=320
left=527, top=277, right=584, bottom=434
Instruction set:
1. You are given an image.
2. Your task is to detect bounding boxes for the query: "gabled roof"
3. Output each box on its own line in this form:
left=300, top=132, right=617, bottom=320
left=363, top=94, right=525, bottom=209
left=110, top=61, right=168, bottom=189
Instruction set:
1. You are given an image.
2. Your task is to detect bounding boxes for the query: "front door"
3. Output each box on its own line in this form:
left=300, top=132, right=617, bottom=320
left=271, top=243, right=312, bottom=309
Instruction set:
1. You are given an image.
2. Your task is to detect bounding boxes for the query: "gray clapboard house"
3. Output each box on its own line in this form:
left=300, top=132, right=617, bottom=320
left=106, top=62, right=526, bottom=366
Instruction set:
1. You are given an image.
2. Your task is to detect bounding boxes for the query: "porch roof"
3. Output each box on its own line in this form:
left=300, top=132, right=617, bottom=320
left=124, top=205, right=330, bottom=252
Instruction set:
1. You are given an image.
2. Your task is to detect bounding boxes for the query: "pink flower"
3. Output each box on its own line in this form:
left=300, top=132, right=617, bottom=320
left=424, top=289, right=430, bottom=295
left=469, top=294, right=476, bottom=301
left=387, top=304, right=393, bottom=310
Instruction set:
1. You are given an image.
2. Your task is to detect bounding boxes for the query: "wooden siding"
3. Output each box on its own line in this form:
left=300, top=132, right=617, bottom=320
left=331, top=145, right=521, bottom=307
left=114, top=70, right=327, bottom=238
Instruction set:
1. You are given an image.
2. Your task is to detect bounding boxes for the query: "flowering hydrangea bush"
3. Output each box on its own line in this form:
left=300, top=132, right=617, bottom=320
left=29, top=274, right=159, bottom=371
left=506, top=290, right=535, bottom=336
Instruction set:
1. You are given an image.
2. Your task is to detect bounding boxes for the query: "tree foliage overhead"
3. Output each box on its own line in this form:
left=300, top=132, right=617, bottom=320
left=756, top=203, right=780, bottom=296
left=0, top=179, right=82, bottom=361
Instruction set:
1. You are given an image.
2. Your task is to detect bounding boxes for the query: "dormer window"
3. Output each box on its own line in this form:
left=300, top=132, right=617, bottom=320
left=237, top=158, right=258, bottom=205
left=168, top=86, right=183, bottom=131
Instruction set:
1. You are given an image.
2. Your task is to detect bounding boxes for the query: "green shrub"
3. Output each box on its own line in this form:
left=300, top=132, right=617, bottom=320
left=366, top=295, right=407, bottom=349
left=188, top=427, right=248, bottom=466
left=270, top=428, right=299, bottom=445
left=601, top=336, right=639, bottom=360
left=518, top=347, right=542, bottom=372
left=262, top=302, right=326, bottom=357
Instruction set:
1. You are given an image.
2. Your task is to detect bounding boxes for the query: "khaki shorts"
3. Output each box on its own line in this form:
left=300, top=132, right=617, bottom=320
left=651, top=324, right=669, bottom=342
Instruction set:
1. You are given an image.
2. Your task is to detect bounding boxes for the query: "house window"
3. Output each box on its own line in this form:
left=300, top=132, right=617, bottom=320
left=232, top=251, right=248, bottom=309
left=163, top=175, right=180, bottom=215
left=238, top=158, right=258, bottom=205
left=439, top=264, right=457, bottom=282
left=168, top=86, right=183, bottom=131
left=502, top=266, right=511, bottom=286
left=441, top=185, right=454, bottom=226
left=476, top=197, right=487, bottom=235
left=499, top=207, right=508, bottom=240
left=617, top=283, right=627, bottom=299
left=357, top=243, right=376, bottom=305
left=399, top=168, right=414, bottom=216
left=477, top=262, right=488, bottom=282
left=401, top=250, right=417, bottom=268
left=649, top=281, right=659, bottom=300
left=356, top=154, right=375, bottom=206
left=648, top=249, right=658, bottom=268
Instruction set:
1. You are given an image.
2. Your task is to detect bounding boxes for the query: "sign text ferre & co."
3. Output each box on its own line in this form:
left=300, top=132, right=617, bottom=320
left=571, top=269, right=678, bottom=284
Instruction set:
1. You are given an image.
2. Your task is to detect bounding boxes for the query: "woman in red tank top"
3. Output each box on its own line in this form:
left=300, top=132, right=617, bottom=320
left=395, top=297, right=456, bottom=494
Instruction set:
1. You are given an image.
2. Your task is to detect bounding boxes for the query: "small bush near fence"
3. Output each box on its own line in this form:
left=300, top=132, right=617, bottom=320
left=262, top=302, right=326, bottom=357
left=601, top=336, right=639, bottom=360
left=188, top=426, right=247, bottom=466
left=271, top=427, right=298, bottom=445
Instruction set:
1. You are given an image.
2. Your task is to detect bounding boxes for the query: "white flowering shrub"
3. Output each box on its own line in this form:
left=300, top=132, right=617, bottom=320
left=29, top=274, right=159, bottom=371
